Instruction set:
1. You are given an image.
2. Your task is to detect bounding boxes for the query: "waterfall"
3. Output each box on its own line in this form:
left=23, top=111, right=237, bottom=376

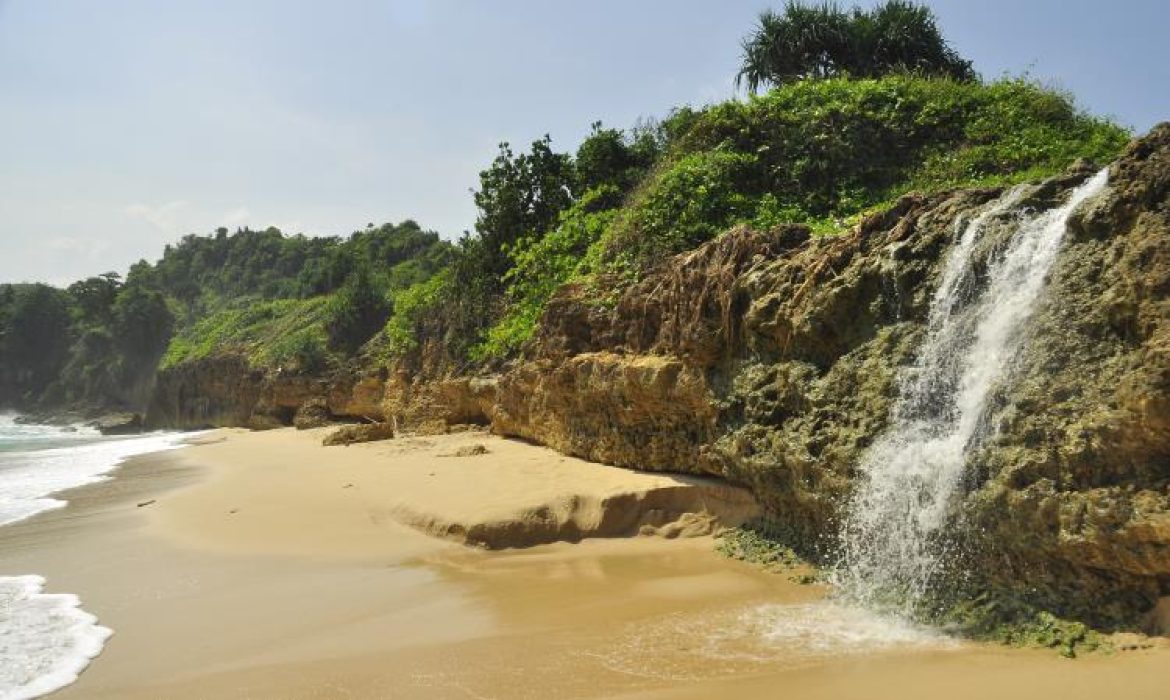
left=835, top=169, right=1110, bottom=614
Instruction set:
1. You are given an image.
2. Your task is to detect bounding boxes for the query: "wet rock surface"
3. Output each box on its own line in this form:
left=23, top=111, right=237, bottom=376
left=93, top=412, right=143, bottom=435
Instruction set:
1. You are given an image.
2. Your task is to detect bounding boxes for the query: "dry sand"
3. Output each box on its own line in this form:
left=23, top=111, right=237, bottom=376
left=149, top=427, right=760, bottom=554
left=0, top=427, right=1167, bottom=700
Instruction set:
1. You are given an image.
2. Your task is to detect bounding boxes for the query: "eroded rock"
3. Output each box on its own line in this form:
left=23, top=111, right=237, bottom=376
left=293, top=398, right=332, bottom=430
left=322, top=422, right=395, bottom=446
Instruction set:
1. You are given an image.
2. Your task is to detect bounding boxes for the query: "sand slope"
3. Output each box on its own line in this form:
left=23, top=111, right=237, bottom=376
left=152, top=428, right=760, bottom=553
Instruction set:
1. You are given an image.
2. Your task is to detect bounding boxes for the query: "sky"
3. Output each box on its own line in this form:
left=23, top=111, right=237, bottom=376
left=1, top=0, right=1167, bottom=286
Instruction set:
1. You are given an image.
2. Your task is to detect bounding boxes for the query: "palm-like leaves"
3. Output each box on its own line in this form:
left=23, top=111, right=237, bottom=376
left=736, top=0, right=975, bottom=92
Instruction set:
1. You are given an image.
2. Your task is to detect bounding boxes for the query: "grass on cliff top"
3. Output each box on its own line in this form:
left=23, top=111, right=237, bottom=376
left=468, top=76, right=1129, bottom=360
left=161, top=296, right=332, bottom=372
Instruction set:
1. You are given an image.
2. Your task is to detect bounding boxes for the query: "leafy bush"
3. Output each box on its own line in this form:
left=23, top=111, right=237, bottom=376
left=601, top=151, right=757, bottom=271
left=384, top=268, right=454, bottom=355
left=324, top=266, right=391, bottom=354
left=474, top=187, right=621, bottom=359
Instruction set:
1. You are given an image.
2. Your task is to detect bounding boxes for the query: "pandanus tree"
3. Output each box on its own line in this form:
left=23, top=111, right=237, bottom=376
left=736, top=0, right=976, bottom=92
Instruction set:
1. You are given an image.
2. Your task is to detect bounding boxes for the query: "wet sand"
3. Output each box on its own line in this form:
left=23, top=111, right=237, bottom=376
left=0, top=428, right=1166, bottom=699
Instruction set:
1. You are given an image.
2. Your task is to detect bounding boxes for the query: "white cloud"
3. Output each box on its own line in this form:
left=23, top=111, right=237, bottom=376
left=219, top=206, right=251, bottom=229
left=122, top=200, right=190, bottom=234
left=46, top=236, right=109, bottom=257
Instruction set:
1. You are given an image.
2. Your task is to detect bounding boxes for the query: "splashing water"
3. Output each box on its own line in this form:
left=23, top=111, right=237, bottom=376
left=835, top=170, right=1110, bottom=614
left=598, top=601, right=952, bottom=681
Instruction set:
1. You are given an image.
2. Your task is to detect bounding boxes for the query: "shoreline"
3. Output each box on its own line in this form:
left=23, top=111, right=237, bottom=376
left=0, top=428, right=1167, bottom=699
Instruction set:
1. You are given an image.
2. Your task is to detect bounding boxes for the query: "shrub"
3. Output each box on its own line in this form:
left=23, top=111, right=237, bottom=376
left=384, top=268, right=453, bottom=355
left=474, top=186, right=621, bottom=359
left=324, top=266, right=391, bottom=354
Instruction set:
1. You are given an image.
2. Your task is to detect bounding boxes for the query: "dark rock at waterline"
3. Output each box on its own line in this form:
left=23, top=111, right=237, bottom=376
left=94, top=413, right=143, bottom=435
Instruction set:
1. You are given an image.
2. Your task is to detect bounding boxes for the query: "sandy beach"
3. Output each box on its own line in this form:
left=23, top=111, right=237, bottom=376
left=0, top=428, right=1167, bottom=699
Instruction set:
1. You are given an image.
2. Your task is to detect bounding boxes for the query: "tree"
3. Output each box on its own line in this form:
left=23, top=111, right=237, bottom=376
left=575, top=122, right=654, bottom=194
left=111, top=283, right=175, bottom=371
left=2, top=284, right=73, bottom=395
left=324, top=265, right=391, bottom=354
left=67, top=272, right=122, bottom=327
left=736, top=1, right=975, bottom=93
left=473, top=135, right=575, bottom=287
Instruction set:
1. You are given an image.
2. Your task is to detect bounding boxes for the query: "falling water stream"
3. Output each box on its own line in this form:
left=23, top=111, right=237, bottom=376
left=834, top=169, right=1110, bottom=614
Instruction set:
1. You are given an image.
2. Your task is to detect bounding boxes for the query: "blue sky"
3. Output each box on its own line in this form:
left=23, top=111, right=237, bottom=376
left=1, top=0, right=1167, bottom=285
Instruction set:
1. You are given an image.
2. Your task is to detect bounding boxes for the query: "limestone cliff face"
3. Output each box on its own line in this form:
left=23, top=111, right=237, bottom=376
left=961, top=126, right=1170, bottom=623
left=147, top=125, right=1170, bottom=627
left=145, top=358, right=388, bottom=429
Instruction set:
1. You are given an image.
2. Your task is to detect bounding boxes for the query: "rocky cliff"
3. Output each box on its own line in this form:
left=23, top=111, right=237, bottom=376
left=148, top=124, right=1170, bottom=629
left=146, top=357, right=389, bottom=430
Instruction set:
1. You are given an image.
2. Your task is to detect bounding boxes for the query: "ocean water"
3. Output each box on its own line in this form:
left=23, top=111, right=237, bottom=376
left=0, top=414, right=186, bottom=700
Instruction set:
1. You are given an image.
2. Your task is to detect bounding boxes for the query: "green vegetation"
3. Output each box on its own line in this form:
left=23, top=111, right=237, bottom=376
left=162, top=297, right=330, bottom=372
left=444, top=76, right=1126, bottom=361
left=144, top=220, right=449, bottom=325
left=385, top=123, right=663, bottom=366
left=0, top=284, right=74, bottom=401
left=715, top=522, right=810, bottom=572
left=599, top=76, right=1128, bottom=274
left=0, top=220, right=450, bottom=410
left=938, top=593, right=1110, bottom=658
left=384, top=268, right=452, bottom=356
left=324, top=266, right=392, bottom=355
left=475, top=186, right=621, bottom=358
left=737, top=0, right=975, bottom=92
left=153, top=220, right=450, bottom=375
left=0, top=275, right=173, bottom=408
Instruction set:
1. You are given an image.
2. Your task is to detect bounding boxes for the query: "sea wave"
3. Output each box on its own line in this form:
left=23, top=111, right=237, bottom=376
left=0, top=575, right=113, bottom=700
left=0, top=419, right=189, bottom=699
left=0, top=429, right=186, bottom=527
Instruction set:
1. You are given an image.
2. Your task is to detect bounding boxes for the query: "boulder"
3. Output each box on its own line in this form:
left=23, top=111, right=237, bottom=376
left=293, top=398, right=332, bottom=430
left=322, top=422, right=395, bottom=446
left=94, top=412, right=143, bottom=435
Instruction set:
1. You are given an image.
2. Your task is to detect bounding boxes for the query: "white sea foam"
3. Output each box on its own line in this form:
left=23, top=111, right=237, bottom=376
left=0, top=417, right=189, bottom=699
left=753, top=601, right=951, bottom=653
left=0, top=426, right=186, bottom=527
left=0, top=576, right=113, bottom=700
